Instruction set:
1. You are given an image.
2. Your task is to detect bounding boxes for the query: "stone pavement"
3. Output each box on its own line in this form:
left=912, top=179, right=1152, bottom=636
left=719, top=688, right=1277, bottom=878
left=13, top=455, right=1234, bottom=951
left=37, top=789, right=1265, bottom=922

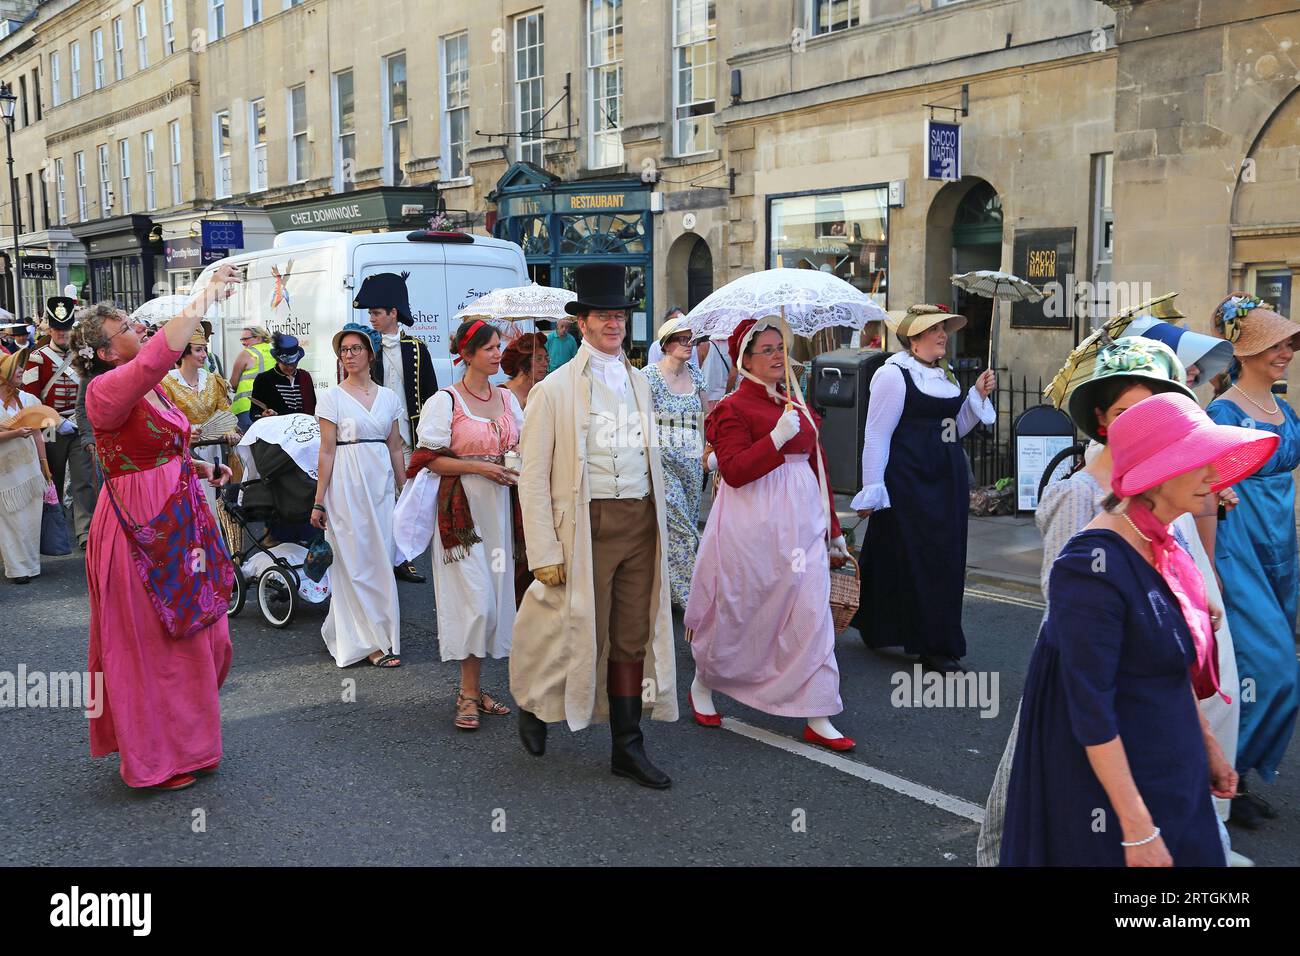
left=832, top=495, right=1044, bottom=595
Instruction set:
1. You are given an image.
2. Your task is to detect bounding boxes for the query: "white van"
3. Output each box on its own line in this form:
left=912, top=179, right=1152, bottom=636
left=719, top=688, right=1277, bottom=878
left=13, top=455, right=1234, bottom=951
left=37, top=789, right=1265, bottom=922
left=195, top=229, right=530, bottom=394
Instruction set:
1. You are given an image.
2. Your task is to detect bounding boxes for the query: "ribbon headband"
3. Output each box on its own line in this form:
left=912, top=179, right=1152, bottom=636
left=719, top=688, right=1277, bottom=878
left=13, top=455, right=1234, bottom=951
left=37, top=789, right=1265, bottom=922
left=452, top=320, right=487, bottom=365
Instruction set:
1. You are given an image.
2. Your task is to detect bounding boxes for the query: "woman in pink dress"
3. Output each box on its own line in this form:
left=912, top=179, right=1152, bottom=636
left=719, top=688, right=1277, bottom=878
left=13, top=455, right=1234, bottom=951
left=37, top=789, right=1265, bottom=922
left=684, top=317, right=853, bottom=751
left=74, top=268, right=240, bottom=792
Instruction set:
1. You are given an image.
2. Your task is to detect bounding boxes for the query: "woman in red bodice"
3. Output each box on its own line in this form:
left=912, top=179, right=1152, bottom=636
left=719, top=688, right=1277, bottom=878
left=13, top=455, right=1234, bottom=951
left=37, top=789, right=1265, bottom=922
left=73, top=266, right=240, bottom=792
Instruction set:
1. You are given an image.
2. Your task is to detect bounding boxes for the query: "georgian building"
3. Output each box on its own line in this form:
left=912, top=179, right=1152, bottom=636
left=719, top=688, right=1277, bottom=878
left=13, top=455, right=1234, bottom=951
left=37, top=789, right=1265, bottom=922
left=1, top=0, right=1297, bottom=383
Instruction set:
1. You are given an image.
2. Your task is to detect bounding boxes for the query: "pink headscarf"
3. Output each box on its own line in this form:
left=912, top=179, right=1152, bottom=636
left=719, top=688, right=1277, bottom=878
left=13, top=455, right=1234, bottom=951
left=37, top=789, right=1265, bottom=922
left=1125, top=500, right=1227, bottom=703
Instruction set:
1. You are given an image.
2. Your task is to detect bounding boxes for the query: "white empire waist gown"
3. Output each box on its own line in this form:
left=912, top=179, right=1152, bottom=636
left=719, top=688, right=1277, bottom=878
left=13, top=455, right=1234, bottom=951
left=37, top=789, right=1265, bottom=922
left=318, top=384, right=403, bottom=667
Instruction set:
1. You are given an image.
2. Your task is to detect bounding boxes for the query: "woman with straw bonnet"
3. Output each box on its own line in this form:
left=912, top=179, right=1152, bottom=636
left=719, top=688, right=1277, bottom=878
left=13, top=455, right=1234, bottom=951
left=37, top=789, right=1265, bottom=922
left=1001, top=391, right=1275, bottom=866
left=852, top=304, right=995, bottom=674
left=1205, top=293, right=1300, bottom=829
left=683, top=315, right=853, bottom=751
left=642, top=311, right=707, bottom=608
left=0, top=346, right=51, bottom=583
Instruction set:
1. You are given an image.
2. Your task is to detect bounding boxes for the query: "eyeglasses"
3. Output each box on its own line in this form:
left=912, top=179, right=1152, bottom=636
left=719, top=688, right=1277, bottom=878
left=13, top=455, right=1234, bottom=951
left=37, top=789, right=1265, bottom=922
left=752, top=343, right=786, bottom=358
left=665, top=334, right=693, bottom=347
left=338, top=345, right=369, bottom=357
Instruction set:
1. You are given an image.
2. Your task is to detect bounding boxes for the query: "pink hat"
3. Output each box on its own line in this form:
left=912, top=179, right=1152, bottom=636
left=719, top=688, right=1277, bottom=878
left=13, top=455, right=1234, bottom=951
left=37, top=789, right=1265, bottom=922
left=1110, top=393, right=1279, bottom=498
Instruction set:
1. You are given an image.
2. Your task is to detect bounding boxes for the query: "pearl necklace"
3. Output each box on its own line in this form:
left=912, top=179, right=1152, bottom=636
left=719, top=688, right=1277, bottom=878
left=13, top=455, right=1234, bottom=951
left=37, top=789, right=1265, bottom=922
left=1232, top=384, right=1279, bottom=416
left=1122, top=512, right=1152, bottom=543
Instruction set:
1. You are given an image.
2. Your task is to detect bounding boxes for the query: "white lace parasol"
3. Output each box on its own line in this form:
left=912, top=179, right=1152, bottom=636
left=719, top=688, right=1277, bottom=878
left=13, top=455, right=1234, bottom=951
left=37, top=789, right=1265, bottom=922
left=453, top=283, right=576, bottom=336
left=685, top=268, right=887, bottom=339
left=130, top=295, right=193, bottom=327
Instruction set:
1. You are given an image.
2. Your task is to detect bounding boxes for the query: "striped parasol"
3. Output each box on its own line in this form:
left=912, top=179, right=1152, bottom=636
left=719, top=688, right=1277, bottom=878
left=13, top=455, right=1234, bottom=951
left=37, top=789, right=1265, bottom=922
left=1042, top=292, right=1186, bottom=409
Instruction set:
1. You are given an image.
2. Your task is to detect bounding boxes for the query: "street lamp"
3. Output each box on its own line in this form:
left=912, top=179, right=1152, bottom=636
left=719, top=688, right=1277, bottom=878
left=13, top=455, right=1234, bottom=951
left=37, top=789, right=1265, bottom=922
left=0, top=83, right=21, bottom=325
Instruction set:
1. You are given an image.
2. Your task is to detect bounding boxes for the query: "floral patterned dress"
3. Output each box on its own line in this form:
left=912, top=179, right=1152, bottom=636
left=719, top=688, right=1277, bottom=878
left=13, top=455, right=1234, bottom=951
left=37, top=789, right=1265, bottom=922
left=642, top=362, right=705, bottom=607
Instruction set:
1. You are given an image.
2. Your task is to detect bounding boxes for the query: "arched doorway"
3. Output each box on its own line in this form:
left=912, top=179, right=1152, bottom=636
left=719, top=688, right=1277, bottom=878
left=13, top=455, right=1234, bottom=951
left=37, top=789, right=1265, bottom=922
left=924, top=177, right=1002, bottom=368
left=687, top=238, right=713, bottom=309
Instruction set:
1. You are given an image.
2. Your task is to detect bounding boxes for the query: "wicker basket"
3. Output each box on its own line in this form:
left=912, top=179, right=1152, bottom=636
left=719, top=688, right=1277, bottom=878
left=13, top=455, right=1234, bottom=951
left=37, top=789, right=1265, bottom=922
left=829, top=553, right=861, bottom=633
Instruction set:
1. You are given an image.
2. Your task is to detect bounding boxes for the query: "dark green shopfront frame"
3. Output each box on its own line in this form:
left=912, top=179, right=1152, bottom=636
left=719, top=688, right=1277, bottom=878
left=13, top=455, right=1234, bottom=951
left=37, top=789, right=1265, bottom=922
left=491, top=163, right=655, bottom=357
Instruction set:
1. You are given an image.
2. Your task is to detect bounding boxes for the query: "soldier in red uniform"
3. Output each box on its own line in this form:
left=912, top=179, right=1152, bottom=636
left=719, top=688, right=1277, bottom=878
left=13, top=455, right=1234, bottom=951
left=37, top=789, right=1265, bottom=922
left=23, top=297, right=97, bottom=548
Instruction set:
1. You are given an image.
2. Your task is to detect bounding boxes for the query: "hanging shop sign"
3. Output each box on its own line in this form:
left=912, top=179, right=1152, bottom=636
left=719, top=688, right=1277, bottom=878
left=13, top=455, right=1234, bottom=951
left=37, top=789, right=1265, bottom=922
left=20, top=255, right=56, bottom=280
left=924, top=119, right=962, bottom=182
left=201, top=220, right=245, bottom=250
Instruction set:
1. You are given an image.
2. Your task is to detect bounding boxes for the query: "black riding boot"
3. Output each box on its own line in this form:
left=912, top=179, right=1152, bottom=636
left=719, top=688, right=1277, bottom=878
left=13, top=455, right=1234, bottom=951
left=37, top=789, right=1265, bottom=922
left=608, top=660, right=671, bottom=789
left=518, top=708, right=547, bottom=757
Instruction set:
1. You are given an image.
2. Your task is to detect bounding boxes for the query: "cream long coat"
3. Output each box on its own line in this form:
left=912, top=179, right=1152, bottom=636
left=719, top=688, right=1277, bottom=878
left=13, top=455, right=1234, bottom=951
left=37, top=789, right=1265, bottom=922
left=510, top=347, right=679, bottom=730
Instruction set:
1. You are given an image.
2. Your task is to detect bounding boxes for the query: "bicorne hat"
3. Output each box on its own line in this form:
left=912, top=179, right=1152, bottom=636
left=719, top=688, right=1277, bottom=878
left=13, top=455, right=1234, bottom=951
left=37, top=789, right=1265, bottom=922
left=45, top=296, right=77, bottom=330
left=353, top=272, right=414, bottom=327
left=564, top=264, right=638, bottom=315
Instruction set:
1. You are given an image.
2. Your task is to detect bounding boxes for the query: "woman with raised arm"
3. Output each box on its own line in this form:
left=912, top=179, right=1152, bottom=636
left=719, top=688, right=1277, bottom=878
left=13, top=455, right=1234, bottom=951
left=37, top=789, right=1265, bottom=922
left=76, top=268, right=241, bottom=792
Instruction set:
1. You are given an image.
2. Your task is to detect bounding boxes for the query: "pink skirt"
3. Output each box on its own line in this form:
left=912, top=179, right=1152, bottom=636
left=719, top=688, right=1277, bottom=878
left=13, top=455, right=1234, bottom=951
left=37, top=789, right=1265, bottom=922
left=87, top=457, right=232, bottom=788
left=684, top=454, right=842, bottom=717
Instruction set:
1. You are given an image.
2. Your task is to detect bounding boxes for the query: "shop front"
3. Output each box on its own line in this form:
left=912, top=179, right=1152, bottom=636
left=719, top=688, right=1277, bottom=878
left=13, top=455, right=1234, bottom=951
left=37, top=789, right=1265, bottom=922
left=766, top=181, right=890, bottom=354
left=69, top=214, right=164, bottom=313
left=264, top=186, right=443, bottom=235
left=491, top=163, right=655, bottom=360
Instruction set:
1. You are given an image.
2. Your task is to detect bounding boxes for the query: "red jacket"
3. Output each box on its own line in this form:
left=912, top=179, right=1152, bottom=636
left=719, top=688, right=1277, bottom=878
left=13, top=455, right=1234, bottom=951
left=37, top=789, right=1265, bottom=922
left=705, top=377, right=842, bottom=539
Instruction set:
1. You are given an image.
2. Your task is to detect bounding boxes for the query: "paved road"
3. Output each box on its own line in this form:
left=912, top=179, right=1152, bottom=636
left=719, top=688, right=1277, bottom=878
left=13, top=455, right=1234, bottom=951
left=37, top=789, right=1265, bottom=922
left=3, top=550, right=1296, bottom=866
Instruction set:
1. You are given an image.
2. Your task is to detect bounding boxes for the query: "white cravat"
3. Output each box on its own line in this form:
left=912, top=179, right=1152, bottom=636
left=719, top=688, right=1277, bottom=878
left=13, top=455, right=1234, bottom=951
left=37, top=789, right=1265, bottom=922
left=581, top=341, right=629, bottom=397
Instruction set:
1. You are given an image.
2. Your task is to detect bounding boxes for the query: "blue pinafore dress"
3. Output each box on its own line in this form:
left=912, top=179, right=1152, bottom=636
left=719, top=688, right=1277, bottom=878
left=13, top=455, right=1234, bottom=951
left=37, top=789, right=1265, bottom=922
left=855, top=367, right=969, bottom=658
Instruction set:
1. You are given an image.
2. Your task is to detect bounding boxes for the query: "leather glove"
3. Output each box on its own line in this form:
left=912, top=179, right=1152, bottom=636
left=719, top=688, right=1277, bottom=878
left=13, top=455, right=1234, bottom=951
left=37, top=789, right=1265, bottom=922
left=535, top=564, right=567, bottom=587
left=770, top=408, right=801, bottom=450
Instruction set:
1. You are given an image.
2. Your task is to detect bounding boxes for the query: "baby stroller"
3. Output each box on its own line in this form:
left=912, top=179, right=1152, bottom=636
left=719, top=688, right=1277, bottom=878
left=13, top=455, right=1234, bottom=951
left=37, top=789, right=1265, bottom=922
left=217, top=414, right=329, bottom=627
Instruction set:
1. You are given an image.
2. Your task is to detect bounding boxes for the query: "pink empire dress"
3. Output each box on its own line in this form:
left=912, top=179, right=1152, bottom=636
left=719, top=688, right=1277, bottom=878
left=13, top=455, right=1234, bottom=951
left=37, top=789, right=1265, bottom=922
left=684, top=378, right=844, bottom=717
left=85, top=331, right=233, bottom=788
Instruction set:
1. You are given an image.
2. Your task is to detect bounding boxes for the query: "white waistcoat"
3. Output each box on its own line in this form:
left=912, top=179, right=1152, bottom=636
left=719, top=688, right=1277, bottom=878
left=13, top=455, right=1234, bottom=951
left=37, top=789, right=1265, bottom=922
left=586, top=372, right=651, bottom=500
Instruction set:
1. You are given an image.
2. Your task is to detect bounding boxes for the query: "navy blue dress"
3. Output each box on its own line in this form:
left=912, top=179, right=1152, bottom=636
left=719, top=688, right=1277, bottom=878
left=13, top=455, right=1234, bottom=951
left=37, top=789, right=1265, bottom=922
left=855, top=367, right=968, bottom=658
left=1001, top=530, right=1224, bottom=866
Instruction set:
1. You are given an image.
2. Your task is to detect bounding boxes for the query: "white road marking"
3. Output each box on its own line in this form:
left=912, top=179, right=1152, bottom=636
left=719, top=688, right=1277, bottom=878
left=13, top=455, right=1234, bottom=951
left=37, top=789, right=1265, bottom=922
left=722, top=718, right=986, bottom=824
left=964, top=587, right=1046, bottom=610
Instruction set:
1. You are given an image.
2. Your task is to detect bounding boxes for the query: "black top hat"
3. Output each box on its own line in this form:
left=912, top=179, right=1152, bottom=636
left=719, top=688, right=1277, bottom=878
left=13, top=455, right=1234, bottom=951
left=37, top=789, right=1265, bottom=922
left=45, top=297, right=77, bottom=330
left=564, top=264, right=638, bottom=315
left=353, top=271, right=414, bottom=326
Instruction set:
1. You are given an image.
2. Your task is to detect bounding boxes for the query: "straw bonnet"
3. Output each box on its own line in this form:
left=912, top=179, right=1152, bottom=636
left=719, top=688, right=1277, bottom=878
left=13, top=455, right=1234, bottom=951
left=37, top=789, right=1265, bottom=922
left=1066, top=337, right=1195, bottom=443
left=0, top=346, right=29, bottom=384
left=1212, top=293, right=1300, bottom=357
left=884, top=304, right=967, bottom=342
left=1110, top=392, right=1279, bottom=498
left=655, top=313, right=694, bottom=347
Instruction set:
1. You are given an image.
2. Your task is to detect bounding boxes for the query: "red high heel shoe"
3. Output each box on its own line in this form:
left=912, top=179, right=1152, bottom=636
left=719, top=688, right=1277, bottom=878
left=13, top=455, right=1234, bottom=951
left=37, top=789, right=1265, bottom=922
left=150, top=773, right=197, bottom=791
left=803, top=725, right=855, bottom=752
left=689, top=691, right=722, bottom=728
left=194, top=762, right=220, bottom=776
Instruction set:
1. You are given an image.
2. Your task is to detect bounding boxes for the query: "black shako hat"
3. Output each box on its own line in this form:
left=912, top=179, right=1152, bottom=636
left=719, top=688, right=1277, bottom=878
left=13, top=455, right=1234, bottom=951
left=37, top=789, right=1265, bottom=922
left=45, top=297, right=78, bottom=329
left=564, top=264, right=638, bottom=315
left=353, top=271, right=414, bottom=326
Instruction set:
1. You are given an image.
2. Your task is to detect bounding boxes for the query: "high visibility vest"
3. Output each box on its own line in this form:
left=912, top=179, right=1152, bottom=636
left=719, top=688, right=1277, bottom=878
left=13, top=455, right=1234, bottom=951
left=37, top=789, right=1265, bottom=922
left=231, top=342, right=273, bottom=415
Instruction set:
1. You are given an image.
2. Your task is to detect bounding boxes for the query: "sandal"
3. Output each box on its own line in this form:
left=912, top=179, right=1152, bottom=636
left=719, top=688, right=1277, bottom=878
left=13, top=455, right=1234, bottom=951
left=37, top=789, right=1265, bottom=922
left=477, top=689, right=511, bottom=716
left=455, top=693, right=480, bottom=731
left=369, top=653, right=401, bottom=668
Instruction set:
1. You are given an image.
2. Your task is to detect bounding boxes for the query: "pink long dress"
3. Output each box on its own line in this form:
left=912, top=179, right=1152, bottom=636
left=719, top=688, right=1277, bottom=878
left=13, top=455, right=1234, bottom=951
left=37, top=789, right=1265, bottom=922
left=85, top=331, right=233, bottom=788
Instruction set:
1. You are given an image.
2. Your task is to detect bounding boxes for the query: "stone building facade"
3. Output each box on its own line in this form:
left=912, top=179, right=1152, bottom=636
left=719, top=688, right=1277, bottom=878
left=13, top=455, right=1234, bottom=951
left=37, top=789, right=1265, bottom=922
left=1108, top=0, right=1300, bottom=353
left=1, top=0, right=1298, bottom=383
